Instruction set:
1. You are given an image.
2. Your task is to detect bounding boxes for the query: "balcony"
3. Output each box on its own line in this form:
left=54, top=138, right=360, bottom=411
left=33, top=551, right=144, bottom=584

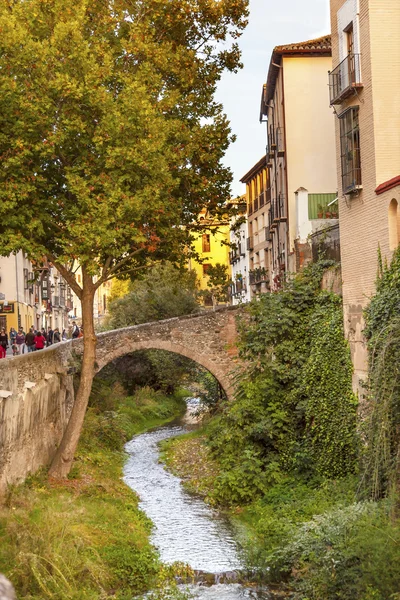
left=229, top=247, right=241, bottom=264
left=253, top=196, right=259, bottom=212
left=278, top=193, right=287, bottom=221
left=246, top=236, right=254, bottom=251
left=329, top=54, right=363, bottom=105
left=276, top=127, right=285, bottom=157
left=265, top=226, right=272, bottom=242
left=259, top=191, right=265, bottom=208
left=249, top=267, right=269, bottom=285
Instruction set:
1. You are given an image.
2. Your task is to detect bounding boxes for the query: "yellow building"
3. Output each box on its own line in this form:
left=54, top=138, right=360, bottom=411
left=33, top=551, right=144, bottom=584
left=329, top=0, right=400, bottom=391
left=188, top=209, right=231, bottom=306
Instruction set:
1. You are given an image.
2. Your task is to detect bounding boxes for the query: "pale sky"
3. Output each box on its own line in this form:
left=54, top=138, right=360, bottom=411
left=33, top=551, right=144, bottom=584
left=216, top=0, right=331, bottom=197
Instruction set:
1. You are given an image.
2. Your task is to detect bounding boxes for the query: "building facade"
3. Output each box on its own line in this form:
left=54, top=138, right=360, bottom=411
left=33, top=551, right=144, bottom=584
left=0, top=254, right=72, bottom=334
left=240, top=157, right=271, bottom=296
left=229, top=197, right=251, bottom=305
left=259, top=36, right=338, bottom=285
left=329, top=0, right=400, bottom=390
left=188, top=209, right=231, bottom=306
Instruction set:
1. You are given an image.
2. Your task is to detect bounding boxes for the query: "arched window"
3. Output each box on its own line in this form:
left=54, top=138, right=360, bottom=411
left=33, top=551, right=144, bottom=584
left=388, top=198, right=400, bottom=250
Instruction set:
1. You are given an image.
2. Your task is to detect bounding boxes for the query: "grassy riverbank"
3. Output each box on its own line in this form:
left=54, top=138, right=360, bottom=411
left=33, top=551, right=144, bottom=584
left=0, top=380, right=187, bottom=600
left=162, top=427, right=400, bottom=600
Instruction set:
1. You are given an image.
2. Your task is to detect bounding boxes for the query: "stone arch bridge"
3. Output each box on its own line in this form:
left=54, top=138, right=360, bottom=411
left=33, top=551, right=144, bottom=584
left=0, top=306, right=244, bottom=495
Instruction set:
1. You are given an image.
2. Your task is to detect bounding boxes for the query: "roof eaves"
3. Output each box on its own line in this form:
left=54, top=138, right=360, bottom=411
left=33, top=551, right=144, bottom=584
left=264, top=35, right=331, bottom=103
left=240, top=155, right=267, bottom=184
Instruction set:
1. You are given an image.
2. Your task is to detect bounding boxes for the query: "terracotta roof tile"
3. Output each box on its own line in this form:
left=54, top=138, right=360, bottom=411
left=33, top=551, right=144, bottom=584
left=274, top=35, right=331, bottom=54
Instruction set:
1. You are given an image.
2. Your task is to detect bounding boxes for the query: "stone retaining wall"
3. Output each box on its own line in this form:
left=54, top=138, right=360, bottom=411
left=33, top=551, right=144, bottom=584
left=0, top=307, right=243, bottom=495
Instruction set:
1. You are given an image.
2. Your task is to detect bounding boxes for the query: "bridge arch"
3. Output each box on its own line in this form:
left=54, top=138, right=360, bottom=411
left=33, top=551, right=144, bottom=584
left=96, top=339, right=233, bottom=400
left=94, top=307, right=244, bottom=401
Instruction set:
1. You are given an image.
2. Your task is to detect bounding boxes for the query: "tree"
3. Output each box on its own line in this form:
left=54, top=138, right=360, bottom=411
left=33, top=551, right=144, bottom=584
left=201, top=262, right=231, bottom=307
left=0, top=0, right=248, bottom=477
left=106, top=262, right=199, bottom=329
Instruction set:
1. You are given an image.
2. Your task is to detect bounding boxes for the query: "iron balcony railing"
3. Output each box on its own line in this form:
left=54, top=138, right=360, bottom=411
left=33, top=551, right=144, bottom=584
left=270, top=194, right=286, bottom=223
left=329, top=53, right=363, bottom=105
left=278, top=193, right=286, bottom=221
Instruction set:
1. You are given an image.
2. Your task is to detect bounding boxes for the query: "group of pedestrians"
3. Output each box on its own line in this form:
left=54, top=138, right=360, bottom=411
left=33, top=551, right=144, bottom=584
left=0, top=326, right=68, bottom=358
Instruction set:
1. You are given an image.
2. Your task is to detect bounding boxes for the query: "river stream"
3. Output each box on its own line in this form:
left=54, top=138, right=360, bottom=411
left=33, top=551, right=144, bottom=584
left=123, top=399, right=281, bottom=599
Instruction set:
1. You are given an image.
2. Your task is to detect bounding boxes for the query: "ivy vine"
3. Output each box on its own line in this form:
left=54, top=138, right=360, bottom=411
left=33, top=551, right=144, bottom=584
left=363, top=246, right=400, bottom=500
left=208, top=261, right=358, bottom=504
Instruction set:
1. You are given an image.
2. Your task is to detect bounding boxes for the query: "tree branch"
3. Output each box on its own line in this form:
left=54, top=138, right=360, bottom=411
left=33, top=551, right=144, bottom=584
left=46, top=253, right=83, bottom=299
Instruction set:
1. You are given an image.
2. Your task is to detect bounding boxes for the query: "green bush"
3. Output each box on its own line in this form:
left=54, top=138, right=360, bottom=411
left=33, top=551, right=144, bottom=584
left=272, top=500, right=400, bottom=599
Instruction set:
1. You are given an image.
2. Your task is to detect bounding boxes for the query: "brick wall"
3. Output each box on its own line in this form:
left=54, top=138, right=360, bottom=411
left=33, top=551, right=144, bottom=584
left=330, top=0, right=400, bottom=392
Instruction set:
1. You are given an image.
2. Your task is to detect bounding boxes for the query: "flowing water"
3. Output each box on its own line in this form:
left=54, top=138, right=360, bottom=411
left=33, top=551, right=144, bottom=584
left=124, top=399, right=282, bottom=599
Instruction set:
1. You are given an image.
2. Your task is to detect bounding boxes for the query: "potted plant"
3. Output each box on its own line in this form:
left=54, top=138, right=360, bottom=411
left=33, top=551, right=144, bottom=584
left=317, top=204, right=324, bottom=219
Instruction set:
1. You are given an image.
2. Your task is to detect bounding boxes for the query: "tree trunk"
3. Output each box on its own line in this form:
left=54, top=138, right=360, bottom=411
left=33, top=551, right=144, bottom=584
left=49, top=268, right=96, bottom=478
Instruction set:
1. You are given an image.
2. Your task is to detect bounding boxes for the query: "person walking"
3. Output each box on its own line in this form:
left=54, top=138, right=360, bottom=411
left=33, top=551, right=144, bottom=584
left=15, top=328, right=25, bottom=355
left=9, top=327, right=17, bottom=346
left=0, top=328, right=8, bottom=359
left=71, top=321, right=80, bottom=339
left=47, top=327, right=54, bottom=346
left=53, top=328, right=61, bottom=344
left=25, top=327, right=36, bottom=352
left=62, top=329, right=67, bottom=341
left=34, top=330, right=46, bottom=351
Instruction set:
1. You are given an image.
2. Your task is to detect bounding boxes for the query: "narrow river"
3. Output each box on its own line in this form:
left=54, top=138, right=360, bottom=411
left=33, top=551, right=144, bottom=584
left=123, top=399, right=281, bottom=599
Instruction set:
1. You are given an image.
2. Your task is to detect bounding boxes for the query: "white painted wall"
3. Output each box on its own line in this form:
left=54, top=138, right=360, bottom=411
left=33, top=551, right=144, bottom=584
left=295, top=188, right=313, bottom=242
left=230, top=218, right=251, bottom=305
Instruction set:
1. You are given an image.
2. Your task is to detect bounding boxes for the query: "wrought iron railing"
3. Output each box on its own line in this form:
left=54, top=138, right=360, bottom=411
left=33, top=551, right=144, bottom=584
left=329, top=53, right=362, bottom=105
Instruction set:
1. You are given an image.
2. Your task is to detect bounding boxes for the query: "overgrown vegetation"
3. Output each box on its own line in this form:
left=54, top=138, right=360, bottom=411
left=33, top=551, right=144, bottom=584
left=105, top=263, right=200, bottom=330
left=207, top=261, right=358, bottom=505
left=363, top=246, right=400, bottom=501
left=0, top=378, right=187, bottom=599
left=162, top=258, right=400, bottom=598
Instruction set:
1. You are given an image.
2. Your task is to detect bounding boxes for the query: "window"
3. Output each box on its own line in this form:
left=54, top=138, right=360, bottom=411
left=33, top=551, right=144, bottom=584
left=202, top=263, right=211, bottom=277
left=202, top=234, right=211, bottom=253
left=23, top=268, right=29, bottom=290
left=339, top=107, right=361, bottom=193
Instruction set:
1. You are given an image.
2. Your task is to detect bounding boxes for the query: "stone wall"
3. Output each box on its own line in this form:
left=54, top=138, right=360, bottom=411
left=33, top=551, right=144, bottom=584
left=0, top=307, right=243, bottom=496
left=0, top=342, right=77, bottom=497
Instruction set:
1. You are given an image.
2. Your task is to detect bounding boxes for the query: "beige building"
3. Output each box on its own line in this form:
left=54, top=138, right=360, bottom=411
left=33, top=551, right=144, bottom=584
left=329, top=0, right=400, bottom=390
left=260, top=36, right=338, bottom=285
left=240, top=156, right=271, bottom=296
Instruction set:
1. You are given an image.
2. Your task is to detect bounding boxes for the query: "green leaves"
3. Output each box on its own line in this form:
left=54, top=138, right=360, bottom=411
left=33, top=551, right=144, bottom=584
left=207, top=262, right=358, bottom=504
left=0, top=0, right=248, bottom=282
